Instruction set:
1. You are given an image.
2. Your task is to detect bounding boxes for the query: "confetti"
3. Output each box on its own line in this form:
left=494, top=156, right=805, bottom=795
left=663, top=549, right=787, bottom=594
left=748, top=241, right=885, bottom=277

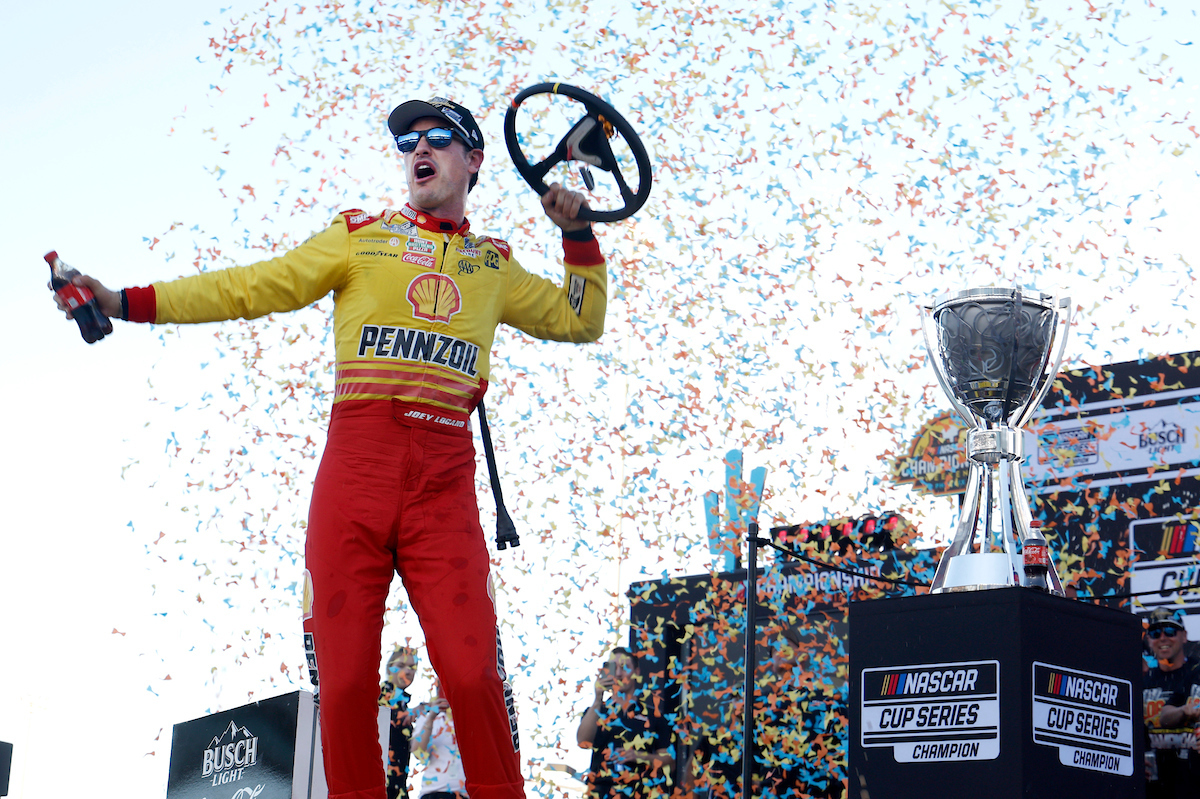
left=127, top=0, right=1200, bottom=792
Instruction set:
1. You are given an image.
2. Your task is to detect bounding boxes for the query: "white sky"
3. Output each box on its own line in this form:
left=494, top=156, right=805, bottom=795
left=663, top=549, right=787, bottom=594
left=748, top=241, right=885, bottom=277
left=0, top=2, right=302, bottom=795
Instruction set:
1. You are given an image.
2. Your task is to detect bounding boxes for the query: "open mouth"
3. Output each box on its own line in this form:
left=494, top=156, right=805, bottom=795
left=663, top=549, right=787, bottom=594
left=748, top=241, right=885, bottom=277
left=414, top=162, right=436, bottom=182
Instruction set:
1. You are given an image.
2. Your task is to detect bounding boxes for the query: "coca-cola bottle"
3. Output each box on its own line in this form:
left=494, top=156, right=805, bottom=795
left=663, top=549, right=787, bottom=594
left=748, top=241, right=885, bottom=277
left=46, top=250, right=113, bottom=344
left=1023, top=520, right=1050, bottom=591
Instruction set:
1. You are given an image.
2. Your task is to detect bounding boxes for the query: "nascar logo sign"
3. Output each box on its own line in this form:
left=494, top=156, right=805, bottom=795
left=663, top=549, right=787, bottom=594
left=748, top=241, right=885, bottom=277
left=1031, top=662, right=1133, bottom=776
left=861, top=660, right=1000, bottom=762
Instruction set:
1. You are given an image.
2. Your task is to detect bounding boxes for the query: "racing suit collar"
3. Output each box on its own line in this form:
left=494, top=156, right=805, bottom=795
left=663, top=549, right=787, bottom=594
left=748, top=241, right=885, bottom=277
left=400, top=203, right=471, bottom=236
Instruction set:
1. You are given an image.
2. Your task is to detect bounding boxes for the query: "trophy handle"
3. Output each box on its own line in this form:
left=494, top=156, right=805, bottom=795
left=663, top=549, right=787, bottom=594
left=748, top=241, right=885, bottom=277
left=1007, top=465, right=1066, bottom=595
left=919, top=302, right=977, bottom=429
left=1013, top=295, right=1072, bottom=431
left=929, top=465, right=984, bottom=593
left=998, top=463, right=1022, bottom=578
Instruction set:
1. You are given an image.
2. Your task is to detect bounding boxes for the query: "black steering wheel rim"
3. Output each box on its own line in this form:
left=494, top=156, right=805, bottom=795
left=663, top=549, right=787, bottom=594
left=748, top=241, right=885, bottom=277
left=504, top=82, right=652, bottom=223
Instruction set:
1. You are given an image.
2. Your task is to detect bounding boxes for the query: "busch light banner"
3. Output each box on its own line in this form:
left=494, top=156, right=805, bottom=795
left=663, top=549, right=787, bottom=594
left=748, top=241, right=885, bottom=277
left=167, top=690, right=320, bottom=799
left=896, top=351, right=1200, bottom=629
left=1026, top=385, right=1200, bottom=487
left=1022, top=350, right=1200, bottom=629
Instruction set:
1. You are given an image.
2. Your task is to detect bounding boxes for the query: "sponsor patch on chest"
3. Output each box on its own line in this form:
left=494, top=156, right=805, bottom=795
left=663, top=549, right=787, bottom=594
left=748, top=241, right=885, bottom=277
left=357, top=325, right=480, bottom=377
left=406, top=237, right=437, bottom=254
left=382, top=221, right=417, bottom=235
left=344, top=210, right=381, bottom=232
left=407, top=273, right=462, bottom=322
left=403, top=252, right=436, bottom=268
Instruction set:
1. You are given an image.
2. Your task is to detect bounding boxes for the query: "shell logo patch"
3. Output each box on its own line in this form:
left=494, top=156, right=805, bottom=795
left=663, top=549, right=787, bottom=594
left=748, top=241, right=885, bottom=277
left=407, top=272, right=462, bottom=323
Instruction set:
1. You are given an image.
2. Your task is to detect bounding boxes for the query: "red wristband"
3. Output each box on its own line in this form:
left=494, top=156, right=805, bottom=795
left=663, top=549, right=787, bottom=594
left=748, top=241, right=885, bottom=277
left=563, top=235, right=603, bottom=266
left=124, top=285, right=157, bottom=323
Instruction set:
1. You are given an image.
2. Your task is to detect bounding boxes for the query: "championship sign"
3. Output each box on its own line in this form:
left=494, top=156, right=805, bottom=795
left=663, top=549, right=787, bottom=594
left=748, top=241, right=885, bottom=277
left=891, top=412, right=970, bottom=497
left=860, top=659, right=1000, bottom=762
left=1030, top=662, right=1134, bottom=776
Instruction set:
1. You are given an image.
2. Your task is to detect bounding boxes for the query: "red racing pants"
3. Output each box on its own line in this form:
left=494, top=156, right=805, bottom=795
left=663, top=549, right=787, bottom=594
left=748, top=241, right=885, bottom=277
left=303, top=399, right=522, bottom=799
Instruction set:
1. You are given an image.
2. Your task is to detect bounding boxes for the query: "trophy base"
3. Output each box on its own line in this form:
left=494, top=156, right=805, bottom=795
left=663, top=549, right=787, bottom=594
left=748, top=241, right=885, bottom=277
left=934, top=583, right=1018, bottom=594
left=849, top=590, right=1142, bottom=799
left=933, top=552, right=1015, bottom=593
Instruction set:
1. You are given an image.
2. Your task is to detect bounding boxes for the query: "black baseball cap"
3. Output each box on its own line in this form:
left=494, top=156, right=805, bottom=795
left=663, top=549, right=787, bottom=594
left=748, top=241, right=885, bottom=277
left=388, top=97, right=485, bottom=151
left=1147, top=608, right=1186, bottom=632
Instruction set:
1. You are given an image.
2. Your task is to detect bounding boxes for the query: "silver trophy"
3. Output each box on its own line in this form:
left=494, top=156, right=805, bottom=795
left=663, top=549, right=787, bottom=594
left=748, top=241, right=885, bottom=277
left=920, top=287, right=1070, bottom=594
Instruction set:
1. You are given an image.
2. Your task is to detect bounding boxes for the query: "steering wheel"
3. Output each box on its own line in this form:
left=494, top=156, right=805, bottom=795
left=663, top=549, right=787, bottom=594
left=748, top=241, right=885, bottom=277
left=504, top=83, right=652, bottom=223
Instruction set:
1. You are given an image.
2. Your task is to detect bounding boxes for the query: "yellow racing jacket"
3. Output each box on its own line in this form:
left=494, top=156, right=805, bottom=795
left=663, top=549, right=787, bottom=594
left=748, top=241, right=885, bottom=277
left=125, top=204, right=607, bottom=421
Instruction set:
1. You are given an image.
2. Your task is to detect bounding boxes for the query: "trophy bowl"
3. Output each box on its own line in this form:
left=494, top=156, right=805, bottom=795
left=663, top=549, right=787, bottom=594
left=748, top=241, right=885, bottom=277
left=932, top=288, right=1059, bottom=427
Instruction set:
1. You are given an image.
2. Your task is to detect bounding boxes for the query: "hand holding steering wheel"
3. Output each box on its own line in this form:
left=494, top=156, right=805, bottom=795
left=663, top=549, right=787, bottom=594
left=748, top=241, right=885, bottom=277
left=504, top=83, right=652, bottom=223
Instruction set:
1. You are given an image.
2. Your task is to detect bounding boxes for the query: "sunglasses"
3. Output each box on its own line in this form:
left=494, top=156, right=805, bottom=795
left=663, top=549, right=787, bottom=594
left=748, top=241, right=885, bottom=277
left=394, top=127, right=460, bottom=153
left=1148, top=626, right=1182, bottom=639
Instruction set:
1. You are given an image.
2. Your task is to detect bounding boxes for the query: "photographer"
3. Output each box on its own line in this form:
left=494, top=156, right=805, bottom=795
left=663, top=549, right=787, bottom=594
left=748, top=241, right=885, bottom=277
left=577, top=648, right=675, bottom=799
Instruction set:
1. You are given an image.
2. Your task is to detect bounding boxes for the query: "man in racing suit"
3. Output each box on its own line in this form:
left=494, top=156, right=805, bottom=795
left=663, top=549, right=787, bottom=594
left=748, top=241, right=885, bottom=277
left=55, top=97, right=605, bottom=799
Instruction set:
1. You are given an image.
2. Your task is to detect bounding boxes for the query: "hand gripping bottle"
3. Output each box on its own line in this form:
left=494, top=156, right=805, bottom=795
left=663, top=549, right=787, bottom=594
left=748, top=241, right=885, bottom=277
left=1023, top=520, right=1051, bottom=592
left=46, top=251, right=113, bottom=344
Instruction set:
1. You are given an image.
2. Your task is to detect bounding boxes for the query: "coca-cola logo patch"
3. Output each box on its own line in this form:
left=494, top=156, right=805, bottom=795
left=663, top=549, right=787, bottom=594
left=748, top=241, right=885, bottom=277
left=402, top=253, right=435, bottom=268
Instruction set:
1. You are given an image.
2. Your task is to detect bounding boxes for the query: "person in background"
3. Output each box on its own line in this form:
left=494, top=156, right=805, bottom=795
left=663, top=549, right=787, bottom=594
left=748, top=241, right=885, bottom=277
left=380, top=646, right=420, bottom=799
left=679, top=630, right=833, bottom=799
left=577, top=647, right=675, bottom=799
left=414, top=681, right=468, bottom=799
left=1142, top=608, right=1200, bottom=798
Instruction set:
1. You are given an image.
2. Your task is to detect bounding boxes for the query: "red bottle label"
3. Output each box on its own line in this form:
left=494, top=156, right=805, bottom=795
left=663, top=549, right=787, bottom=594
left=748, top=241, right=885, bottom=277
left=55, top=282, right=95, bottom=311
left=1024, top=543, right=1049, bottom=568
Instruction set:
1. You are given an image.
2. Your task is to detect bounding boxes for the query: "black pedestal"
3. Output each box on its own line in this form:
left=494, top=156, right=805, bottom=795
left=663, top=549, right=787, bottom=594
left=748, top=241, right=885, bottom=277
left=848, top=589, right=1143, bottom=799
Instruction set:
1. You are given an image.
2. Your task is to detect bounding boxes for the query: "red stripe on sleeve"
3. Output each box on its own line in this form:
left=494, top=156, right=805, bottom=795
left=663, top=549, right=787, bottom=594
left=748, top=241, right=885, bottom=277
left=125, top=285, right=157, bottom=323
left=562, top=235, right=603, bottom=266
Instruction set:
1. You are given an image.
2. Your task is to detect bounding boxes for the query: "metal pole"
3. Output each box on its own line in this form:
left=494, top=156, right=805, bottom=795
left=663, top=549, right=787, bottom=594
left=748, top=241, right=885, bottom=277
left=741, top=522, right=759, bottom=799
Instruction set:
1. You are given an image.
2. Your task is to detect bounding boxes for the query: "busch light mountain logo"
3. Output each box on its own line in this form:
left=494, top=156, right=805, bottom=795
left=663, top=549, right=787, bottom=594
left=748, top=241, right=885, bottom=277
left=1139, top=419, right=1186, bottom=457
left=204, top=720, right=260, bottom=786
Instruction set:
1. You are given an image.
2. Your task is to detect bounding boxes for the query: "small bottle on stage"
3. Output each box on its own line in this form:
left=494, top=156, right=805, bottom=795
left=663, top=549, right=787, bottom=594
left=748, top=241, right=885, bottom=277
left=46, top=250, right=113, bottom=344
left=1023, top=520, right=1050, bottom=592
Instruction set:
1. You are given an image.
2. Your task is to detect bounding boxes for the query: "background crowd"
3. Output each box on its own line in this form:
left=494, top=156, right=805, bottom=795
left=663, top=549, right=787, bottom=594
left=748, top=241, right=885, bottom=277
left=1143, top=608, right=1200, bottom=799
